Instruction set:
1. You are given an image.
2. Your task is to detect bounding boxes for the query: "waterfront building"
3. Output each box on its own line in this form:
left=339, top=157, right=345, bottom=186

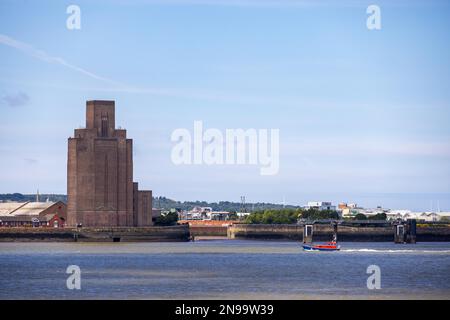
left=180, top=207, right=238, bottom=221
left=237, top=212, right=251, bottom=219
left=67, top=100, right=153, bottom=227
left=181, top=207, right=213, bottom=220
left=304, top=201, right=336, bottom=211
left=338, top=203, right=388, bottom=219
left=0, top=201, right=66, bottom=227
left=209, top=211, right=234, bottom=221
left=386, top=210, right=450, bottom=222
left=338, top=202, right=358, bottom=210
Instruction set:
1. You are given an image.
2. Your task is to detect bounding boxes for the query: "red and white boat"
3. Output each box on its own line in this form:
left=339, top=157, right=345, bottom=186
left=302, top=241, right=340, bottom=251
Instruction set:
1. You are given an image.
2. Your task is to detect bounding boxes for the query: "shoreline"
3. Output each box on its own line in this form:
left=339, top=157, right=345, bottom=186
left=0, top=225, right=190, bottom=242
left=1, top=223, right=450, bottom=242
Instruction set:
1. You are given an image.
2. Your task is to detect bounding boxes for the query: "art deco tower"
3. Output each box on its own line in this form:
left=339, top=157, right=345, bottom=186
left=67, top=100, right=152, bottom=227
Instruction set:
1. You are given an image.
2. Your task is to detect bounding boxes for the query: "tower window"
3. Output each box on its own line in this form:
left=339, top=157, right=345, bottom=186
left=101, top=115, right=108, bottom=137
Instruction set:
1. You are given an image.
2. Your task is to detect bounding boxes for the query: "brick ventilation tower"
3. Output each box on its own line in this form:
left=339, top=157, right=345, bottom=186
left=67, top=100, right=152, bottom=227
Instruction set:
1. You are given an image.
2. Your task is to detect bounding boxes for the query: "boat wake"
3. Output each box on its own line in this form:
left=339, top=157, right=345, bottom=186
left=342, top=248, right=450, bottom=253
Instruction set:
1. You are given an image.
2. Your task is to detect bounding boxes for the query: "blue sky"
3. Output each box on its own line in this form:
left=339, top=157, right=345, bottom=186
left=0, top=0, right=449, bottom=210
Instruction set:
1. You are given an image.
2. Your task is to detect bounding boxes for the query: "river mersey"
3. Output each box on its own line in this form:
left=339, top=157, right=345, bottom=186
left=0, top=241, right=449, bottom=300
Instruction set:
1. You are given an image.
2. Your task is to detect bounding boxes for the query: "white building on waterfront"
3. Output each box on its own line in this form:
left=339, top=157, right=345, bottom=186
left=304, top=201, right=336, bottom=211
left=386, top=210, right=450, bottom=222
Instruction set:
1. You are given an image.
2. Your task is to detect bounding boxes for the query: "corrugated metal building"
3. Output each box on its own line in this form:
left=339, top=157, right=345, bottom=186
left=0, top=201, right=67, bottom=227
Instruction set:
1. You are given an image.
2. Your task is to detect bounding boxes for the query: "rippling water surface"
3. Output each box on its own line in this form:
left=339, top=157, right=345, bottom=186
left=0, top=241, right=449, bottom=299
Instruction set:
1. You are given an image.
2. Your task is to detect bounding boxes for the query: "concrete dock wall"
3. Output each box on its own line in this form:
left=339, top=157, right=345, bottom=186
left=2, top=224, right=449, bottom=242
left=178, top=220, right=231, bottom=237
left=0, top=225, right=190, bottom=242
left=190, top=226, right=228, bottom=237
left=227, top=224, right=450, bottom=242
left=417, top=226, right=450, bottom=241
left=228, top=224, right=304, bottom=240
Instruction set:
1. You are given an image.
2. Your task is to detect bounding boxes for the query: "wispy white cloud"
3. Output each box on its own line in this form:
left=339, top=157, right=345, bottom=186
left=0, top=34, right=309, bottom=106
left=0, top=34, right=121, bottom=86
left=0, top=33, right=270, bottom=104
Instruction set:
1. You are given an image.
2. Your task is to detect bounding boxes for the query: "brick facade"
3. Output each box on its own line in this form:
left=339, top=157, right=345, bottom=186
left=67, top=100, right=152, bottom=227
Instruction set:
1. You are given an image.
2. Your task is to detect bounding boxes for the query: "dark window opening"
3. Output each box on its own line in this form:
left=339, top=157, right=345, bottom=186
left=101, top=115, right=108, bottom=137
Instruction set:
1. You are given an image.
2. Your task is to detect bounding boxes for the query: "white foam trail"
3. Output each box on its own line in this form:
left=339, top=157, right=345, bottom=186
left=342, top=249, right=450, bottom=253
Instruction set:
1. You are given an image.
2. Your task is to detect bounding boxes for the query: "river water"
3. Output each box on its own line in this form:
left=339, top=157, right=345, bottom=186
left=0, top=241, right=449, bottom=299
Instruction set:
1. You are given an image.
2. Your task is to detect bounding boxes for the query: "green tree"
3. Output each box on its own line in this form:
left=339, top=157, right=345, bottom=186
left=354, top=213, right=367, bottom=220
left=368, top=212, right=387, bottom=220
left=300, top=209, right=340, bottom=220
left=154, top=211, right=179, bottom=226
left=244, top=209, right=301, bottom=224
left=227, top=212, right=239, bottom=220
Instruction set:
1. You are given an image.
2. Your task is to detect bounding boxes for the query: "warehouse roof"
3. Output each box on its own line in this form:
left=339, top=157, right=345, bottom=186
left=0, top=201, right=61, bottom=217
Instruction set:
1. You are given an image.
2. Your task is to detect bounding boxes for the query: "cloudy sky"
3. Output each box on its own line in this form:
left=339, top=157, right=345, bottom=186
left=0, top=0, right=449, bottom=210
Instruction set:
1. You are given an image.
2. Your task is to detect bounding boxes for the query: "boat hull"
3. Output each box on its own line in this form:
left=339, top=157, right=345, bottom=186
left=302, top=244, right=340, bottom=251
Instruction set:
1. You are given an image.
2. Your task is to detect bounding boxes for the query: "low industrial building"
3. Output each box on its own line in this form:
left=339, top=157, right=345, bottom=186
left=338, top=203, right=450, bottom=222
left=0, top=201, right=67, bottom=227
left=386, top=210, right=450, bottom=222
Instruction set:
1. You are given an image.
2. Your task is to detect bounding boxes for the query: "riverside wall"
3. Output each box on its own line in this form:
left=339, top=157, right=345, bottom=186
left=0, top=225, right=190, bottom=242
left=190, top=226, right=228, bottom=237
left=227, top=223, right=450, bottom=242
left=2, top=223, right=449, bottom=242
left=178, top=220, right=232, bottom=238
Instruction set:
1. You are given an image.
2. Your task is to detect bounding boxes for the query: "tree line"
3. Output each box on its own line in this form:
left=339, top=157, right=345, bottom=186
left=244, top=209, right=387, bottom=224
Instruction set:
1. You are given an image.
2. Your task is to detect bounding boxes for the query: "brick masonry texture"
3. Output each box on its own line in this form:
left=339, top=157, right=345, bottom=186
left=67, top=100, right=152, bottom=227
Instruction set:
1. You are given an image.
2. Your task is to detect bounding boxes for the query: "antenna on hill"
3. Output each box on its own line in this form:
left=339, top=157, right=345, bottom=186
left=283, top=195, right=286, bottom=208
left=240, top=196, right=247, bottom=213
left=36, top=189, right=40, bottom=202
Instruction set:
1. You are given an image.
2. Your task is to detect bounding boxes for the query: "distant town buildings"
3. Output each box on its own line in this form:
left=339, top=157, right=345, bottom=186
left=385, top=210, right=450, bottom=222
left=1, top=195, right=449, bottom=227
left=171, top=199, right=450, bottom=223
left=338, top=202, right=387, bottom=218
left=337, top=202, right=450, bottom=222
left=179, top=206, right=243, bottom=221
left=304, top=201, right=336, bottom=211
